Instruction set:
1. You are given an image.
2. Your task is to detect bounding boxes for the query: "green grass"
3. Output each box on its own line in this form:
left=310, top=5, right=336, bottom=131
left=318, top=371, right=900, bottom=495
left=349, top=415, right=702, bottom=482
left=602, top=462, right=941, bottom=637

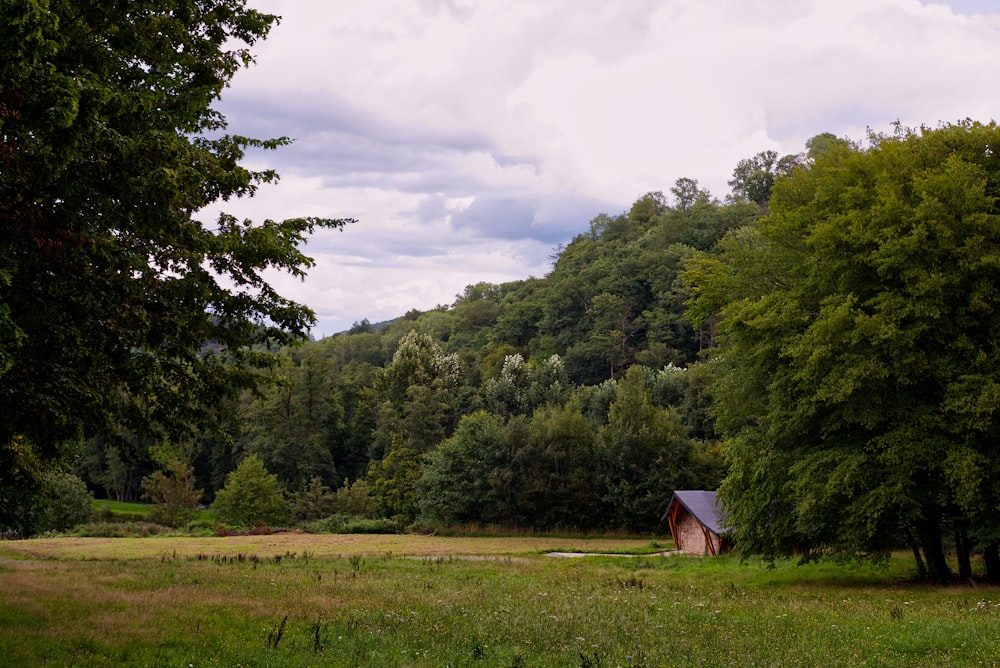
left=1, top=535, right=998, bottom=666
left=92, top=499, right=214, bottom=523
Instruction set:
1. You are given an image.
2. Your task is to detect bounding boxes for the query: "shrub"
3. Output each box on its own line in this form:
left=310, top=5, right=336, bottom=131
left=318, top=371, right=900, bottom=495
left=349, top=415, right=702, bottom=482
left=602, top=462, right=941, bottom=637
left=300, top=514, right=399, bottom=535
left=141, top=459, right=203, bottom=527
left=212, top=455, right=288, bottom=528
left=333, top=478, right=374, bottom=517
left=38, top=471, right=96, bottom=532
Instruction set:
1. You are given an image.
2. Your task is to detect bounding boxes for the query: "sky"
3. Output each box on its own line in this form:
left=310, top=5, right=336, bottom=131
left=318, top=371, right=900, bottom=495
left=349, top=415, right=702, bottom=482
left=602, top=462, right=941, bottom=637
left=202, top=0, right=1000, bottom=337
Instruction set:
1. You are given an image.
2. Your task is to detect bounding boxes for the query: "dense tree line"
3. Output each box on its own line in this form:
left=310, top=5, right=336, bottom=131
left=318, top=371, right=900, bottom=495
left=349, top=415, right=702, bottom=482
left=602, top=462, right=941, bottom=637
left=72, top=122, right=1000, bottom=583
left=73, top=181, right=741, bottom=533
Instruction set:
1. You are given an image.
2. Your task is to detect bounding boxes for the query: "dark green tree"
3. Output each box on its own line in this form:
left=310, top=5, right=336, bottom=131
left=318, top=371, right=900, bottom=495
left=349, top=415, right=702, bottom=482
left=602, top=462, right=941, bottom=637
left=508, top=397, right=601, bottom=528
left=368, top=432, right=423, bottom=523
left=597, top=366, right=692, bottom=531
left=238, top=345, right=343, bottom=491
left=727, top=150, right=802, bottom=207
left=418, top=410, right=510, bottom=525
left=686, top=121, right=1000, bottom=581
left=37, top=470, right=96, bottom=532
left=0, top=0, right=352, bottom=529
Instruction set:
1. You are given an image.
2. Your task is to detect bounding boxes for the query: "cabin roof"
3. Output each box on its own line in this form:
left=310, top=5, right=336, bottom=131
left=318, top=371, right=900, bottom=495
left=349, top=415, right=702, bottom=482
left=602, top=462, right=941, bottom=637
left=661, top=490, right=727, bottom=536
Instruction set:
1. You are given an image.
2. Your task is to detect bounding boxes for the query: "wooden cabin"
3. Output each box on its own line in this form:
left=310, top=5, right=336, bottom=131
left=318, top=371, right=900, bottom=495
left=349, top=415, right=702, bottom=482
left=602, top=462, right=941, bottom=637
left=661, top=490, right=728, bottom=556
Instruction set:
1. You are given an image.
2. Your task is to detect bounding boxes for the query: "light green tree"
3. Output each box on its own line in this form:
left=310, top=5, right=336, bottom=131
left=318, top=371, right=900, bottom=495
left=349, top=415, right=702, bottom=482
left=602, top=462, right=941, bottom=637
left=212, top=455, right=287, bottom=528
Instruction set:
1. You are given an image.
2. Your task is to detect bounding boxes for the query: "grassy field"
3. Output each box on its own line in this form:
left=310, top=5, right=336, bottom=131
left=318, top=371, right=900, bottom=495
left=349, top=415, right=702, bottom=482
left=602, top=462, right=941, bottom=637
left=92, top=499, right=214, bottom=523
left=1, top=534, right=998, bottom=667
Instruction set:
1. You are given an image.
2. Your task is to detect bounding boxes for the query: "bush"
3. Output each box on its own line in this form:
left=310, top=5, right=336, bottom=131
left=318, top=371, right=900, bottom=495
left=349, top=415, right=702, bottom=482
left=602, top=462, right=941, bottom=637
left=38, top=471, right=96, bottom=532
left=141, top=459, right=203, bottom=528
left=67, top=522, right=172, bottom=537
left=212, top=455, right=288, bottom=528
left=333, top=478, right=374, bottom=517
left=300, top=514, right=399, bottom=534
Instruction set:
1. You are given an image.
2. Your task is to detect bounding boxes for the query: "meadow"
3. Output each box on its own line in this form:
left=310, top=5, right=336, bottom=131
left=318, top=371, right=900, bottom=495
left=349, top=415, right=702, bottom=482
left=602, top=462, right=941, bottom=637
left=1, top=534, right=998, bottom=667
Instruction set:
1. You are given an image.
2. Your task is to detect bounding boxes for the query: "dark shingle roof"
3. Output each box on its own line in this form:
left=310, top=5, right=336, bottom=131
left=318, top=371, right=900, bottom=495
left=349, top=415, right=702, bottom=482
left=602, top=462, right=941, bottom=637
left=662, top=490, right=727, bottom=536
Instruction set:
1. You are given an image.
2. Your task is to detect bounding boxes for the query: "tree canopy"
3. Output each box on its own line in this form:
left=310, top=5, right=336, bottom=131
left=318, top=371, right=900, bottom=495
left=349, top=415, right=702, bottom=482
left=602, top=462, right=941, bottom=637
left=0, top=0, right=352, bottom=527
left=687, top=121, right=1000, bottom=581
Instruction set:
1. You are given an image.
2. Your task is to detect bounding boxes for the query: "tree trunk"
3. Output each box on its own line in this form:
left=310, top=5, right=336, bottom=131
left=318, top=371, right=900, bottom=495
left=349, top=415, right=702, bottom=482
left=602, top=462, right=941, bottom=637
left=955, top=529, right=972, bottom=581
left=916, top=515, right=952, bottom=584
left=909, top=532, right=928, bottom=580
left=984, top=542, right=1000, bottom=583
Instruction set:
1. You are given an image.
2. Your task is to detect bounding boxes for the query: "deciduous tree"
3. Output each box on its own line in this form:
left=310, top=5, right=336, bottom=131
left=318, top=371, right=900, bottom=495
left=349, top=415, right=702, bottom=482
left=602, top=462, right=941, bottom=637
left=687, top=122, right=1000, bottom=581
left=0, top=0, right=353, bottom=529
left=212, top=455, right=287, bottom=528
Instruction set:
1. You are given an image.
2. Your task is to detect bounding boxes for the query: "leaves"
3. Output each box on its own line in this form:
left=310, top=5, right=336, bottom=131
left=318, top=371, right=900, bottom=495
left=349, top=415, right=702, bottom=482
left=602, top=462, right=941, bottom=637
left=0, top=1, right=355, bottom=462
left=692, top=121, right=1000, bottom=577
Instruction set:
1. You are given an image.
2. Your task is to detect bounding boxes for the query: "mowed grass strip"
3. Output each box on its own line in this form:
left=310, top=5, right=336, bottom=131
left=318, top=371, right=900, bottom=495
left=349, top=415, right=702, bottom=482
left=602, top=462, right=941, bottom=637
left=1, top=536, right=999, bottom=667
left=0, top=533, right=657, bottom=560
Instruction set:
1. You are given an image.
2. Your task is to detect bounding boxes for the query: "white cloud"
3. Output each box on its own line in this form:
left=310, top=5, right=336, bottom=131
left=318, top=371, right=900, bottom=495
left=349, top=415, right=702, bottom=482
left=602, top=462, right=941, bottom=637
left=205, top=0, right=1000, bottom=335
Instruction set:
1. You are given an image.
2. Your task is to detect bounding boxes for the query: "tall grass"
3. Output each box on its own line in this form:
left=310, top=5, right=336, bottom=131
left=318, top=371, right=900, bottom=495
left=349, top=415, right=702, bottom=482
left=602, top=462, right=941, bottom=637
left=1, top=535, right=997, bottom=666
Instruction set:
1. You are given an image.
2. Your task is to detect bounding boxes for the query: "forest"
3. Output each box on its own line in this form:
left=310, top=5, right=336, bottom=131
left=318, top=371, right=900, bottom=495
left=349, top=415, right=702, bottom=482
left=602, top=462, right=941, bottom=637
left=66, top=123, right=1000, bottom=584
left=73, top=173, right=758, bottom=533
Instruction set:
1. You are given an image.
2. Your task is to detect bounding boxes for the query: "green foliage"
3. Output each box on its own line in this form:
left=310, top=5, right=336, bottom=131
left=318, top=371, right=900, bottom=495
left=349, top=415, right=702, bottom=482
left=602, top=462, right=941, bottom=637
left=333, top=478, right=375, bottom=517
left=291, top=476, right=336, bottom=522
left=368, top=433, right=424, bottom=523
left=300, top=514, right=399, bottom=534
left=727, top=150, right=802, bottom=207
left=238, top=346, right=343, bottom=491
left=598, top=366, right=693, bottom=531
left=689, top=121, right=1000, bottom=580
left=212, top=455, right=287, bottom=528
left=37, top=470, right=96, bottom=533
left=419, top=411, right=510, bottom=524
left=511, top=397, right=602, bottom=528
left=482, top=353, right=569, bottom=419
left=0, top=436, right=45, bottom=534
left=0, top=0, right=352, bottom=504
left=372, top=331, right=466, bottom=457
left=141, top=459, right=203, bottom=528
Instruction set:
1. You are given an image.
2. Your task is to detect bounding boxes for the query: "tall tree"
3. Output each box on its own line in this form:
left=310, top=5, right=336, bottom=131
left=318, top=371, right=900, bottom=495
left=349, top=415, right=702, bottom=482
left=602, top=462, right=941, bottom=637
left=508, top=397, right=601, bottom=528
left=727, top=150, right=802, bottom=208
left=598, top=366, right=692, bottom=531
left=686, top=121, right=1000, bottom=581
left=418, top=410, right=510, bottom=525
left=238, top=345, right=343, bottom=491
left=0, top=0, right=352, bottom=531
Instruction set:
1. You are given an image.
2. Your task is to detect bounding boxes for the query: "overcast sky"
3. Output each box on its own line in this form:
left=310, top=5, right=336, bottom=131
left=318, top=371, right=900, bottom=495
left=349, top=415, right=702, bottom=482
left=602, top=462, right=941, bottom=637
left=202, top=0, right=1000, bottom=337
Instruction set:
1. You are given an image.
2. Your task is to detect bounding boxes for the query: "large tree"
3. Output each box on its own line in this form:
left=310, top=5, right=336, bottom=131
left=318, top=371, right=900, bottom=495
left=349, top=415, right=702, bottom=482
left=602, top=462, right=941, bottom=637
left=0, top=0, right=352, bottom=530
left=686, top=122, right=1000, bottom=581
